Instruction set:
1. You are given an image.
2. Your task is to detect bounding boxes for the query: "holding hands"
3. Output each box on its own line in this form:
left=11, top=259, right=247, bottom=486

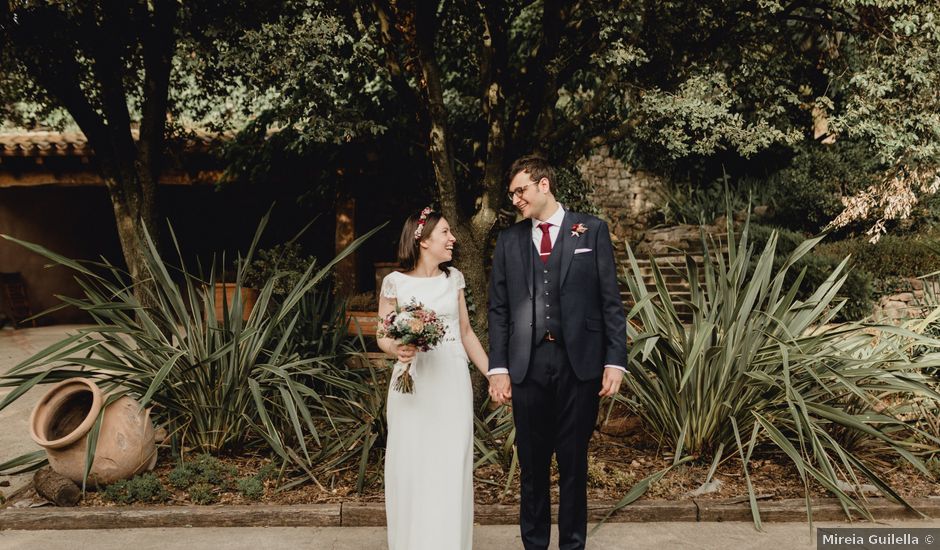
left=487, top=373, right=512, bottom=406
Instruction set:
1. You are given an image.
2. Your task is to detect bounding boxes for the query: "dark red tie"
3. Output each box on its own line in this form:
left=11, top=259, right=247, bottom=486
left=538, top=222, right=552, bottom=264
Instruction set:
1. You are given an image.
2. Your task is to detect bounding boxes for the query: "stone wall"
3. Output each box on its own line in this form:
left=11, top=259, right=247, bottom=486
left=578, top=147, right=664, bottom=244
left=633, top=222, right=734, bottom=257
left=871, top=278, right=940, bottom=322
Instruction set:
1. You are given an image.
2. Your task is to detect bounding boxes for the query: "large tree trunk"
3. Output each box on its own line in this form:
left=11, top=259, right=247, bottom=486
left=414, top=3, right=495, bottom=405
left=108, top=174, right=158, bottom=302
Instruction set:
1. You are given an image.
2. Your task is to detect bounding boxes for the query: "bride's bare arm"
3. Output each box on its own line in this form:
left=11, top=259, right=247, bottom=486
left=377, top=293, right=416, bottom=364
left=458, top=289, right=489, bottom=376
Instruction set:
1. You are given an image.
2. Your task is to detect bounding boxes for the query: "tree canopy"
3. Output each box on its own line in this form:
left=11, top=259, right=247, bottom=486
left=3, top=0, right=939, bottom=269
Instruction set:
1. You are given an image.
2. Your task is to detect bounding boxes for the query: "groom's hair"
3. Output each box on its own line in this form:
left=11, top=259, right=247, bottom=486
left=508, top=155, right=555, bottom=191
left=397, top=210, right=452, bottom=277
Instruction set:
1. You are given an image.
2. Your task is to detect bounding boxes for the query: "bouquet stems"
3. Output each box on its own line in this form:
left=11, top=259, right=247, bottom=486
left=394, top=363, right=415, bottom=394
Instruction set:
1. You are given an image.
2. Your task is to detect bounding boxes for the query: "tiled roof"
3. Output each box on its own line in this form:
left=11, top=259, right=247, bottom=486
left=0, top=130, right=217, bottom=157
left=0, top=131, right=91, bottom=157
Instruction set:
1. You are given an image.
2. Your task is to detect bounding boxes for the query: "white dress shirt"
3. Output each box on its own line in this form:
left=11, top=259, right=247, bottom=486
left=531, top=203, right=567, bottom=253
left=489, top=204, right=626, bottom=376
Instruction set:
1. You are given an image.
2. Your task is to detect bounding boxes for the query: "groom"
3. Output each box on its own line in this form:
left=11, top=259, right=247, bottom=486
left=487, top=156, right=627, bottom=550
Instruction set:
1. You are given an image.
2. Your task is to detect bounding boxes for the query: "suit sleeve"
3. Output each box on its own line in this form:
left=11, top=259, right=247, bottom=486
left=487, top=230, right=510, bottom=371
left=595, top=221, right=628, bottom=367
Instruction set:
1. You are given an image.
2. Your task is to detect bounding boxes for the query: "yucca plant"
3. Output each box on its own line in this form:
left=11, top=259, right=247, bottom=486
left=616, top=215, right=940, bottom=528
left=473, top=400, right=519, bottom=497
left=248, top=342, right=393, bottom=493
left=0, top=212, right=385, bottom=478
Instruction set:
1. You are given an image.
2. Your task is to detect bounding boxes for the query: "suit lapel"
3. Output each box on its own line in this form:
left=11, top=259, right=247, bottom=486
left=558, top=211, right=577, bottom=288
left=517, top=222, right=533, bottom=297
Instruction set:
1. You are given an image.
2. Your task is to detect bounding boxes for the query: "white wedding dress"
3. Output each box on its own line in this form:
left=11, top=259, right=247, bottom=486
left=381, top=267, right=474, bottom=550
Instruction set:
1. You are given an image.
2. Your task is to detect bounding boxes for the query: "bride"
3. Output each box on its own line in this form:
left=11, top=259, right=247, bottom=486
left=377, top=207, right=489, bottom=550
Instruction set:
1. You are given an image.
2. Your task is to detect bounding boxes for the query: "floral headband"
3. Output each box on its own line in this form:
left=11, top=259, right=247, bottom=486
left=413, top=206, right=434, bottom=241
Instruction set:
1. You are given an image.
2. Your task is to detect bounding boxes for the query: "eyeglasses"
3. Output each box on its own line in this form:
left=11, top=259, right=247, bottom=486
left=507, top=182, right=537, bottom=201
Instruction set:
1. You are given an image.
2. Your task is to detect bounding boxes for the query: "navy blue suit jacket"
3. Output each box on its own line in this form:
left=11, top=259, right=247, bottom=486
left=487, top=210, right=628, bottom=383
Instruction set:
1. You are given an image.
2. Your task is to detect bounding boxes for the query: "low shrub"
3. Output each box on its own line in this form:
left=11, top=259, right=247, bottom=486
left=102, top=473, right=170, bottom=504
left=188, top=482, right=219, bottom=505
left=243, top=241, right=317, bottom=296
left=236, top=476, right=264, bottom=500
left=815, top=233, right=940, bottom=282
left=168, top=454, right=237, bottom=491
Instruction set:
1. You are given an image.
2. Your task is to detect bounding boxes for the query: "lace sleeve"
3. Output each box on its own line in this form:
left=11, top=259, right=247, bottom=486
left=453, top=268, right=466, bottom=291
left=380, top=272, right=397, bottom=299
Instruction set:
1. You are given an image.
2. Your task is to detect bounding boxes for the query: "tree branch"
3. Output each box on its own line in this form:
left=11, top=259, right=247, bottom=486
left=88, top=0, right=136, bottom=166
left=508, top=0, right=562, bottom=154
left=414, top=0, right=458, bottom=222
left=570, top=116, right=640, bottom=161
left=545, top=68, right=618, bottom=148
left=370, top=0, right=428, bottom=138
left=139, top=0, right=178, bottom=213
left=1, top=4, right=111, bottom=162
left=476, top=0, right=508, bottom=230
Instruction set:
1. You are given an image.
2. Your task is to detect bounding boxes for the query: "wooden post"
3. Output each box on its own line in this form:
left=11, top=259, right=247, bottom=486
left=334, top=194, right=357, bottom=296
left=34, top=466, right=81, bottom=506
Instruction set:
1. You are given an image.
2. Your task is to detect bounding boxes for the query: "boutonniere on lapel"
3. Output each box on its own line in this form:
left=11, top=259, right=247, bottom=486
left=570, top=223, right=588, bottom=237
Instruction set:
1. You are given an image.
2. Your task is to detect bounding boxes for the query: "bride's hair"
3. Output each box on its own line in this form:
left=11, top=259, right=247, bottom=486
left=397, top=209, right=452, bottom=277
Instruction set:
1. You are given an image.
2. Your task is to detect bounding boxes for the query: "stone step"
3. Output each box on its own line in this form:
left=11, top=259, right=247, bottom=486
left=617, top=254, right=709, bottom=265
left=628, top=273, right=702, bottom=285
left=623, top=296, right=696, bottom=308
left=623, top=291, right=697, bottom=301
left=620, top=287, right=692, bottom=297
left=622, top=281, right=697, bottom=291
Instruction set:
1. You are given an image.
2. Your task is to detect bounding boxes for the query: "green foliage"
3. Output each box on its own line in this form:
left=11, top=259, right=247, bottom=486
left=250, top=354, right=392, bottom=494
left=256, top=462, right=279, bottom=481
left=828, top=2, right=940, bottom=169
left=553, top=166, right=600, bottom=216
left=749, top=225, right=874, bottom=321
left=168, top=454, right=237, bottom=490
left=654, top=176, right=775, bottom=227
left=4, top=1, right=940, bottom=243
left=188, top=483, right=219, bottom=505
left=236, top=476, right=264, bottom=500
left=167, top=464, right=197, bottom=490
left=928, top=456, right=940, bottom=479
left=102, top=473, right=170, bottom=505
left=243, top=241, right=317, bottom=296
left=766, top=140, right=883, bottom=234
left=473, top=401, right=518, bottom=498
left=167, top=454, right=270, bottom=501
left=815, top=233, right=940, bottom=283
left=618, top=216, right=940, bottom=525
left=0, top=450, right=46, bottom=476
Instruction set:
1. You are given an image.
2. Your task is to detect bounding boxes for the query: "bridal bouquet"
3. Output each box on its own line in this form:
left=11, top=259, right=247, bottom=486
left=377, top=299, right=447, bottom=394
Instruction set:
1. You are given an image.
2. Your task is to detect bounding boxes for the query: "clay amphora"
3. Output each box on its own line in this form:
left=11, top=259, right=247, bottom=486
left=29, top=378, right=158, bottom=486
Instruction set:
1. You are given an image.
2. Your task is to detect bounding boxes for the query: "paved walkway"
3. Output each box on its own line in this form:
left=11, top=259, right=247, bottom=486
left=2, top=520, right=940, bottom=549
left=0, top=325, right=94, bottom=500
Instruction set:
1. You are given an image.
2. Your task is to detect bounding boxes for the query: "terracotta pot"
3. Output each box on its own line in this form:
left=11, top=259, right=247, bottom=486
left=213, top=283, right=259, bottom=322
left=346, top=311, right=379, bottom=336
left=29, top=378, right=158, bottom=486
